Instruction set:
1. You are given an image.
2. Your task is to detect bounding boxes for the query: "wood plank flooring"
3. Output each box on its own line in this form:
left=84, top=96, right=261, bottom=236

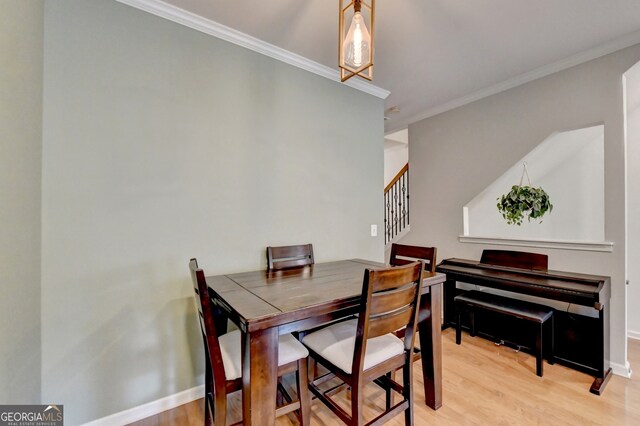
left=130, top=329, right=640, bottom=425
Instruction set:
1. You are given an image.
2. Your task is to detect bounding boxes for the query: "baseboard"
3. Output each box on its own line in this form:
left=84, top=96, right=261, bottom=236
left=82, top=385, right=204, bottom=426
left=610, top=361, right=632, bottom=379
left=628, top=330, right=640, bottom=341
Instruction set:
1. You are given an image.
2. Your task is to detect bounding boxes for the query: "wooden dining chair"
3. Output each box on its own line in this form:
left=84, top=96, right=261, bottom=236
left=267, top=244, right=314, bottom=270
left=388, top=243, right=437, bottom=364
left=189, top=259, right=311, bottom=426
left=389, top=243, right=437, bottom=273
left=302, top=262, right=423, bottom=425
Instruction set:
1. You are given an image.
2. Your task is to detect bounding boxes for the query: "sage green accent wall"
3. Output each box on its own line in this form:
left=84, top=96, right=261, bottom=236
left=406, top=43, right=640, bottom=372
left=41, top=1, right=383, bottom=423
left=0, top=0, right=43, bottom=404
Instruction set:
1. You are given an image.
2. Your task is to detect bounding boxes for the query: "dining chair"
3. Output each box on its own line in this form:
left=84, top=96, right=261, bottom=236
left=267, top=243, right=336, bottom=380
left=301, top=261, right=423, bottom=425
left=389, top=243, right=437, bottom=273
left=389, top=243, right=437, bottom=364
left=189, top=259, right=310, bottom=426
left=267, top=244, right=314, bottom=270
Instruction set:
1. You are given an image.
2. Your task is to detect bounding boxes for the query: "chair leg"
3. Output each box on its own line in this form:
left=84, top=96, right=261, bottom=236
left=296, top=358, right=311, bottom=426
left=385, top=372, right=392, bottom=410
left=470, top=310, right=476, bottom=337
left=213, top=392, right=226, bottom=426
left=204, top=394, right=212, bottom=426
left=536, top=323, right=543, bottom=377
left=549, top=315, right=555, bottom=365
left=308, top=357, right=319, bottom=381
left=350, top=382, right=364, bottom=426
left=403, top=360, right=414, bottom=426
left=204, top=364, right=212, bottom=426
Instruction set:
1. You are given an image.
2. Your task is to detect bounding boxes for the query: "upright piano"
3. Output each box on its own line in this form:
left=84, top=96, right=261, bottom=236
left=436, top=249, right=612, bottom=394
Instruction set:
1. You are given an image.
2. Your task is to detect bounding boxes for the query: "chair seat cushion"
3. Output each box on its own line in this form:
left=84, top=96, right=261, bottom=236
left=301, top=319, right=405, bottom=374
left=219, top=330, right=309, bottom=380
left=278, top=333, right=310, bottom=366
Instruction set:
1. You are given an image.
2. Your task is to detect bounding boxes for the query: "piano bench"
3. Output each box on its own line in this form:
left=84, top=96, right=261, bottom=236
left=454, top=290, right=554, bottom=377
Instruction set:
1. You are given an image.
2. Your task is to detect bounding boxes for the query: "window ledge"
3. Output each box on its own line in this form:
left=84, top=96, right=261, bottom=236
left=458, top=235, right=614, bottom=252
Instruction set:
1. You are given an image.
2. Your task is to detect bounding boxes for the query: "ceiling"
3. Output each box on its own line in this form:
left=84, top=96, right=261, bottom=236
left=158, top=0, right=640, bottom=132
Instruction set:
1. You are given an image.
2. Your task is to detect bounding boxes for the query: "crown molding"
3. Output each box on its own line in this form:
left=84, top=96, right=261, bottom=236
left=402, top=29, right=640, bottom=127
left=115, top=0, right=390, bottom=99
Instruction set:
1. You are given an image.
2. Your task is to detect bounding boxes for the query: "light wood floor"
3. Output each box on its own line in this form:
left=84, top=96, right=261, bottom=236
left=130, top=329, right=640, bottom=425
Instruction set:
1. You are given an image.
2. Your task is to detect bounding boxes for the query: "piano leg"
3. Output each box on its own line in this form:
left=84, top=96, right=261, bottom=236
left=548, top=315, right=555, bottom=365
left=590, top=305, right=612, bottom=395
left=442, top=278, right=457, bottom=330
left=590, top=369, right=613, bottom=395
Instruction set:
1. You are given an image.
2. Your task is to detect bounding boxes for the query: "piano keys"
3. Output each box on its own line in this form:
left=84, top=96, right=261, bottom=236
left=437, top=249, right=612, bottom=395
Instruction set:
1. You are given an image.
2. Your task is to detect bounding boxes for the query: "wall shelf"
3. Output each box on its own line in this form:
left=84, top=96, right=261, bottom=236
left=458, top=235, right=614, bottom=252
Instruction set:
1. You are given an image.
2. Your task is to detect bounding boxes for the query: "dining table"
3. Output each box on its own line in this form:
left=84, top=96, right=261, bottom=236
left=205, top=258, right=446, bottom=426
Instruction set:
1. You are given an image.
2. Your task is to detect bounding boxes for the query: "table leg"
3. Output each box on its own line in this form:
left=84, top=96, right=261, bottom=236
left=242, top=327, right=278, bottom=426
left=418, top=283, right=443, bottom=410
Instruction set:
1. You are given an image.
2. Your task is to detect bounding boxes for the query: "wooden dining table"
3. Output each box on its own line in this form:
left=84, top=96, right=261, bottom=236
left=205, top=259, right=446, bottom=426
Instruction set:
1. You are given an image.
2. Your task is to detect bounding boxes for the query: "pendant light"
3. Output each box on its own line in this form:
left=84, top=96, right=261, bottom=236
left=339, top=0, right=375, bottom=82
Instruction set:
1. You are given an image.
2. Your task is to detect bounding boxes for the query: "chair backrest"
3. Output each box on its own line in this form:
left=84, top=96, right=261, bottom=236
left=189, top=259, right=228, bottom=387
left=389, top=243, right=437, bottom=273
left=353, top=261, right=423, bottom=373
left=266, top=244, right=314, bottom=270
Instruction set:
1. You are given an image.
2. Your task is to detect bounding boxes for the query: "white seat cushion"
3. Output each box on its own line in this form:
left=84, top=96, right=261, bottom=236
left=278, top=333, right=310, bottom=365
left=301, top=319, right=405, bottom=374
left=218, top=330, right=309, bottom=380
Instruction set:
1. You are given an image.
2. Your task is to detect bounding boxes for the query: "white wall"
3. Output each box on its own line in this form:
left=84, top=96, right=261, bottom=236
left=384, top=144, right=408, bottom=186
left=405, top=43, right=640, bottom=374
left=41, top=1, right=384, bottom=423
left=626, top=63, right=640, bottom=338
left=465, top=125, right=605, bottom=241
left=0, top=0, right=43, bottom=404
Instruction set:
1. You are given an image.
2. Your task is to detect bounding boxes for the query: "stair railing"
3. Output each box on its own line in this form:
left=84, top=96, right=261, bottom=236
left=384, top=163, right=409, bottom=245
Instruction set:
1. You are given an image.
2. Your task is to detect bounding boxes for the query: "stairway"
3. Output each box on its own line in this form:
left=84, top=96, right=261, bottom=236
left=384, top=163, right=409, bottom=246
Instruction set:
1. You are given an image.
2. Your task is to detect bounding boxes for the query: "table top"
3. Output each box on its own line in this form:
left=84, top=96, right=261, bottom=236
left=206, top=259, right=446, bottom=333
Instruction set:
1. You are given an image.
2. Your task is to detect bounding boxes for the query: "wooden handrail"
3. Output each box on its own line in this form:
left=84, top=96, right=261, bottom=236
left=385, top=163, right=408, bottom=193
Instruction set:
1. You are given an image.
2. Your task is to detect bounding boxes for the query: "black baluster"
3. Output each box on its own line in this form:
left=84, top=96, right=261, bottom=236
left=393, top=182, right=398, bottom=239
left=396, top=181, right=400, bottom=238
left=401, top=172, right=407, bottom=230
left=384, top=191, right=389, bottom=245
left=406, top=169, right=410, bottom=226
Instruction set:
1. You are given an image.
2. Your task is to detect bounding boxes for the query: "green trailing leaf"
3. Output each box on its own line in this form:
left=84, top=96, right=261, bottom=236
left=496, top=185, right=553, bottom=226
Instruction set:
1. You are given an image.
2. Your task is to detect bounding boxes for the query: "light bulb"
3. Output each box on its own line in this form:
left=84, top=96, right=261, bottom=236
left=343, top=11, right=370, bottom=69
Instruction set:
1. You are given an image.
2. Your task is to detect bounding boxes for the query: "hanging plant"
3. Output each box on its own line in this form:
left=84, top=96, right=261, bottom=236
left=496, top=163, right=553, bottom=226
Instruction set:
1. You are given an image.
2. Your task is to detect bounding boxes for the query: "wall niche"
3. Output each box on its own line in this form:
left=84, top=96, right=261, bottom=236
left=462, top=125, right=611, bottom=250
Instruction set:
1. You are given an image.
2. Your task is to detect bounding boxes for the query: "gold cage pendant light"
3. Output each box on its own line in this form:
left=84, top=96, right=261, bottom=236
left=339, top=0, right=375, bottom=82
